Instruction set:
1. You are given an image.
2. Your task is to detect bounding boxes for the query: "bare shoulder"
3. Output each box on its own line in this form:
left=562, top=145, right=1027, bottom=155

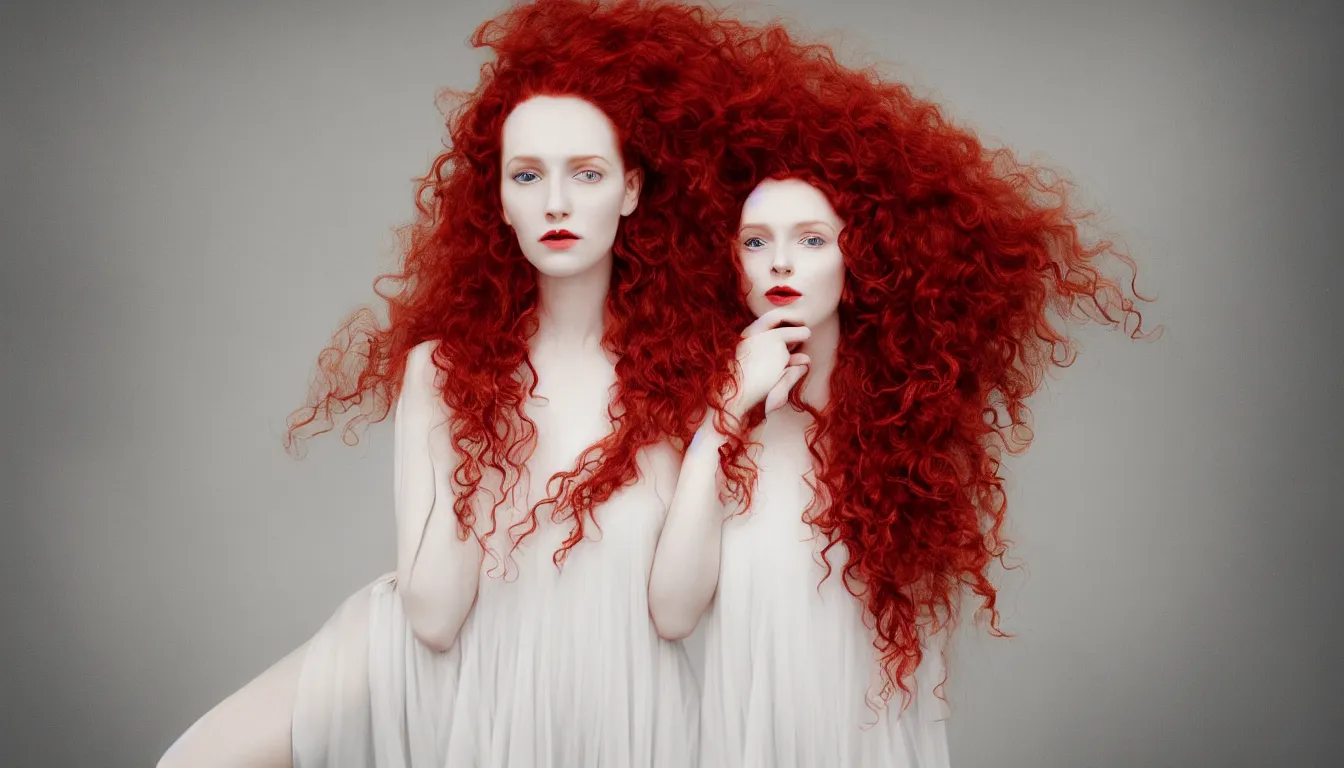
left=396, top=339, right=455, bottom=432
left=402, top=339, right=445, bottom=399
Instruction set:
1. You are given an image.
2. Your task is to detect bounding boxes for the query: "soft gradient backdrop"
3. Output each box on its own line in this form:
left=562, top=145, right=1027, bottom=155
left=3, top=0, right=1340, bottom=765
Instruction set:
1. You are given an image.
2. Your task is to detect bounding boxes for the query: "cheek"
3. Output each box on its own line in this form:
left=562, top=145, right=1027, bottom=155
left=742, top=259, right=776, bottom=316
left=499, top=188, right=530, bottom=228
left=739, top=255, right=769, bottom=294
left=801, top=252, right=845, bottom=318
left=578, top=184, right=627, bottom=220
left=824, top=256, right=846, bottom=296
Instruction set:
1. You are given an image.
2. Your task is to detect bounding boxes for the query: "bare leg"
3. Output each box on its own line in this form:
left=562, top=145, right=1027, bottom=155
left=157, top=640, right=309, bottom=768
left=157, top=580, right=377, bottom=768
left=159, top=575, right=452, bottom=768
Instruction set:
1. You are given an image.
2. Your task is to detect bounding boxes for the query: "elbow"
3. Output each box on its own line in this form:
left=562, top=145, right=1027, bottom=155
left=651, top=613, right=696, bottom=642
left=405, top=608, right=464, bottom=653
left=408, top=621, right=459, bottom=653
left=399, top=581, right=470, bottom=653
left=647, top=586, right=701, bottom=641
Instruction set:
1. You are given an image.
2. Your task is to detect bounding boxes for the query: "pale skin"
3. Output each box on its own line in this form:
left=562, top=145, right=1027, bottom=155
left=158, top=94, right=644, bottom=768
left=647, top=177, right=847, bottom=640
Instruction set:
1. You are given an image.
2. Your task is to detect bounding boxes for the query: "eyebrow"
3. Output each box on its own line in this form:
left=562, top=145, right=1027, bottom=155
left=792, top=220, right=838, bottom=231
left=737, top=220, right=839, bottom=232
left=568, top=155, right=611, bottom=165
left=504, top=154, right=613, bottom=166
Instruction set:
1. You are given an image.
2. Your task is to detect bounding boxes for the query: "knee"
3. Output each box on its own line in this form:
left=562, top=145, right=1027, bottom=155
left=156, top=747, right=186, bottom=768
left=156, top=721, right=201, bottom=768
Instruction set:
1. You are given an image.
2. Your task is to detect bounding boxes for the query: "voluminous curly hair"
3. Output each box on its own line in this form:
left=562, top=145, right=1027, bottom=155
left=706, top=24, right=1159, bottom=709
left=285, top=0, right=750, bottom=563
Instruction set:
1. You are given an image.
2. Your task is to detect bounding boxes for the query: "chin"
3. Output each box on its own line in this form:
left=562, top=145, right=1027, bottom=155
left=750, top=296, right=808, bottom=322
left=524, top=251, right=604, bottom=278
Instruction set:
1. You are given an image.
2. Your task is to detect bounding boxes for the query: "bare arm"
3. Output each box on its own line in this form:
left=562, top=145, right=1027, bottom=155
left=648, top=309, right=811, bottom=640
left=394, top=340, right=483, bottom=652
left=647, top=417, right=735, bottom=640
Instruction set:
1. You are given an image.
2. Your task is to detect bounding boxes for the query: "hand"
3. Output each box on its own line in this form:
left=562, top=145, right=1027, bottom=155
left=763, top=351, right=810, bottom=414
left=727, top=307, right=811, bottom=419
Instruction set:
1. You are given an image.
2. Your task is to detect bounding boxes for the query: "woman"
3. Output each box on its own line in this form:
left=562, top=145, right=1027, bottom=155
left=649, top=22, right=1156, bottom=768
left=158, top=1, right=758, bottom=766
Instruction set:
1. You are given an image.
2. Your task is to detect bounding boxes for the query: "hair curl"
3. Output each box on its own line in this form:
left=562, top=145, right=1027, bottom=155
left=705, top=23, right=1161, bottom=710
left=284, top=0, right=750, bottom=563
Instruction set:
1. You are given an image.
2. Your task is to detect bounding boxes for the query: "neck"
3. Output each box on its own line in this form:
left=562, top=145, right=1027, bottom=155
left=530, top=253, right=613, bottom=354
left=799, top=311, right=840, bottom=408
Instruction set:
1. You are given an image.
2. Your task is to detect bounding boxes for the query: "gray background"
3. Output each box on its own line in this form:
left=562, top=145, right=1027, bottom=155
left=3, top=0, right=1341, bottom=766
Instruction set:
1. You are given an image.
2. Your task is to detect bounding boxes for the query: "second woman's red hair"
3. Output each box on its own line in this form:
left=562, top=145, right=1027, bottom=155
left=707, top=18, right=1160, bottom=709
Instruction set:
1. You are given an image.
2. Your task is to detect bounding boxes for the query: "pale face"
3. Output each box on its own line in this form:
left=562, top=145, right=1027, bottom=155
left=499, top=95, right=641, bottom=278
left=736, top=178, right=846, bottom=326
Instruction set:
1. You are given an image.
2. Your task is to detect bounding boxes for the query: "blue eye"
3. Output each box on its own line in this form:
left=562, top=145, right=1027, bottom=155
left=801, top=235, right=826, bottom=247
left=574, top=170, right=603, bottom=182
left=513, top=170, right=540, bottom=183
left=742, top=237, right=766, bottom=249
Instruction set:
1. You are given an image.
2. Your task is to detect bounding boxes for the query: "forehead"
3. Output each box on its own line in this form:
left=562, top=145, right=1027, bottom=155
left=739, top=178, right=840, bottom=227
left=501, top=95, right=620, bottom=159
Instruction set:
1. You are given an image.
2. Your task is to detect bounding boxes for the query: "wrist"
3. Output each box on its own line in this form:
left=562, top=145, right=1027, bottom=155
left=722, top=389, right=756, bottom=423
left=690, top=418, right=733, bottom=454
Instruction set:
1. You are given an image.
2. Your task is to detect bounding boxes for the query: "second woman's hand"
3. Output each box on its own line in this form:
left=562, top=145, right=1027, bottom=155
left=727, top=307, right=810, bottom=419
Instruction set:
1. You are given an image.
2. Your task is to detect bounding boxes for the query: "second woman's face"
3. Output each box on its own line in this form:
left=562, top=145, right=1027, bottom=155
left=736, top=178, right=846, bottom=327
left=499, top=94, right=641, bottom=278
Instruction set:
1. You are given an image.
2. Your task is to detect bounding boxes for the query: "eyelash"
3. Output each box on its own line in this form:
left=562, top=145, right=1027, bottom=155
left=510, top=169, right=604, bottom=183
left=740, top=235, right=828, bottom=249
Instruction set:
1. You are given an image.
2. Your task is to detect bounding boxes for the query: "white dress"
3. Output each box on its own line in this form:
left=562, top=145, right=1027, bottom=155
left=289, top=450, right=699, bottom=768
left=291, top=572, right=462, bottom=767
left=695, top=414, right=952, bottom=768
left=288, top=340, right=699, bottom=767
left=445, top=440, right=701, bottom=767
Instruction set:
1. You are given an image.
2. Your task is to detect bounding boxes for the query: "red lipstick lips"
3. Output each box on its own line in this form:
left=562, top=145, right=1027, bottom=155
left=540, top=229, right=580, bottom=250
left=765, top=285, right=802, bottom=306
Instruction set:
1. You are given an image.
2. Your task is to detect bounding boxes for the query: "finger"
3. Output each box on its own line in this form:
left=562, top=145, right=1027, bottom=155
left=764, top=364, right=808, bottom=413
left=783, top=362, right=809, bottom=392
left=763, top=377, right=787, bottom=413
left=764, top=365, right=807, bottom=413
left=759, top=325, right=811, bottom=345
left=787, top=353, right=811, bottom=367
left=741, top=306, right=808, bottom=338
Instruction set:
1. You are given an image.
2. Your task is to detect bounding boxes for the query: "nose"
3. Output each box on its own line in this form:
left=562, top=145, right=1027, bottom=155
left=545, top=176, right=571, bottom=222
left=770, top=246, right=793, bottom=278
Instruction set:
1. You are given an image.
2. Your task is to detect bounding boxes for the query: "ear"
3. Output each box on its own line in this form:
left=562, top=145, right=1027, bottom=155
left=620, top=168, right=642, bottom=217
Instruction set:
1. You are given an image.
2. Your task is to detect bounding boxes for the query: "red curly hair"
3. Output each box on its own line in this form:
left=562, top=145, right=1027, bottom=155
left=704, top=23, right=1160, bottom=709
left=284, top=0, right=751, bottom=563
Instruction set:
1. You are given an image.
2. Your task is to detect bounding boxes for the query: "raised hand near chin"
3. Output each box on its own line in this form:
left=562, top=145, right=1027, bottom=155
left=727, top=306, right=810, bottom=419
